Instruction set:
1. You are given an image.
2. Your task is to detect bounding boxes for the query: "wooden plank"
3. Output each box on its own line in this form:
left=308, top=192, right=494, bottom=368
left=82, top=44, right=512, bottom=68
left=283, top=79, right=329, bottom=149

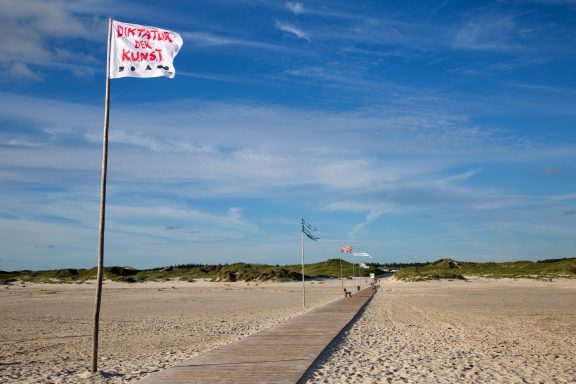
left=138, top=287, right=376, bottom=384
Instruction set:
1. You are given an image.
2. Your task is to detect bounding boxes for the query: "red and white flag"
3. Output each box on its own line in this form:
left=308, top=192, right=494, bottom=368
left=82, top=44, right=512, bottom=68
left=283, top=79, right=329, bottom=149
left=340, top=244, right=353, bottom=253
left=109, top=20, right=183, bottom=79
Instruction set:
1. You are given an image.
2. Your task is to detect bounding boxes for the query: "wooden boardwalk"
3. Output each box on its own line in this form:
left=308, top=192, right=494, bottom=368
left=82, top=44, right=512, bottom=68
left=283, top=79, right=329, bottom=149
left=139, top=286, right=376, bottom=384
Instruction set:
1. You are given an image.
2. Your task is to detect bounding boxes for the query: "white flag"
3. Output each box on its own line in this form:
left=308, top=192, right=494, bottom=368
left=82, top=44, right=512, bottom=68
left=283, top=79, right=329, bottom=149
left=109, top=20, right=183, bottom=79
left=353, top=252, right=372, bottom=258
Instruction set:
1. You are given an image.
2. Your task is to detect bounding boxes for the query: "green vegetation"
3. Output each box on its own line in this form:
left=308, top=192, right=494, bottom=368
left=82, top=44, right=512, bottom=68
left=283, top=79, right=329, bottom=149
left=395, top=258, right=576, bottom=281
left=5, top=257, right=572, bottom=284
left=0, top=258, right=383, bottom=284
left=284, top=258, right=382, bottom=279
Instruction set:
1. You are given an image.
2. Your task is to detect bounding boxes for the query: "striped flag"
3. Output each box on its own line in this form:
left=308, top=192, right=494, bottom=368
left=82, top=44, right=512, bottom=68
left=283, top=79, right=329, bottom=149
left=353, top=252, right=372, bottom=258
left=340, top=244, right=353, bottom=253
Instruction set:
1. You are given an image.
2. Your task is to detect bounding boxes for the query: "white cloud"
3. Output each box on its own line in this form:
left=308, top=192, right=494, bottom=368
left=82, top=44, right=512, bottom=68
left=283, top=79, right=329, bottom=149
left=4, top=62, right=43, bottom=81
left=0, top=0, right=89, bottom=37
left=0, top=0, right=103, bottom=79
left=275, top=21, right=311, bottom=41
left=285, top=2, right=305, bottom=15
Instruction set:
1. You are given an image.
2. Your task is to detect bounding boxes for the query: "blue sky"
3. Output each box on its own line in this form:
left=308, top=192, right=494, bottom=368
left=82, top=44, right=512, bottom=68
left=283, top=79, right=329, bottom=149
left=1, top=0, right=575, bottom=270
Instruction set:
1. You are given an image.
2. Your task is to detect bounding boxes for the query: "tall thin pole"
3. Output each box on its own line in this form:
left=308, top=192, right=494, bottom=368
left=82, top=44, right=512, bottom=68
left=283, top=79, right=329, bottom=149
left=301, top=230, right=305, bottom=307
left=92, top=17, right=113, bottom=374
left=339, top=256, right=343, bottom=291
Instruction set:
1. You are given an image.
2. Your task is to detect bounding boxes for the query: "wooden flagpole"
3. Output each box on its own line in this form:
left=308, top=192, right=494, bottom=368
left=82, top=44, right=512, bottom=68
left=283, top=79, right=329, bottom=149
left=339, top=255, right=343, bottom=291
left=91, top=17, right=113, bottom=373
left=301, top=229, right=305, bottom=308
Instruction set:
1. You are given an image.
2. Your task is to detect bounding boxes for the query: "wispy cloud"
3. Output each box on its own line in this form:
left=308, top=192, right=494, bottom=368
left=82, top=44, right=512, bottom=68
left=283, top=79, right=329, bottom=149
left=508, top=82, right=576, bottom=97
left=4, top=62, right=44, bottom=81
left=527, top=0, right=576, bottom=6
left=348, top=209, right=388, bottom=240
left=452, top=12, right=529, bottom=52
left=178, top=71, right=255, bottom=84
left=182, top=31, right=291, bottom=51
left=2, top=91, right=570, bottom=194
left=275, top=21, right=311, bottom=41
left=110, top=204, right=257, bottom=231
left=282, top=2, right=364, bottom=20
left=10, top=90, right=568, bottom=250
left=325, top=201, right=398, bottom=240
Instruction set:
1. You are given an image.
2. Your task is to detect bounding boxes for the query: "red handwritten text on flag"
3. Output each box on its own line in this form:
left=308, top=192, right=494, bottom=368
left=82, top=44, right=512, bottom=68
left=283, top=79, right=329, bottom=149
left=110, top=20, right=183, bottom=79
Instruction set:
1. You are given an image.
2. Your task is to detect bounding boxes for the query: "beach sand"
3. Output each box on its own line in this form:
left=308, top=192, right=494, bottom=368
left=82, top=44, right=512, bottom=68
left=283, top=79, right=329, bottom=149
left=2, top=278, right=575, bottom=383
left=303, top=278, right=576, bottom=383
left=0, top=278, right=343, bottom=383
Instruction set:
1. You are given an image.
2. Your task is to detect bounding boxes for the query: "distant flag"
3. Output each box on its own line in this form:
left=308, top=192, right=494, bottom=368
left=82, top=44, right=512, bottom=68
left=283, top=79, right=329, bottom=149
left=360, top=262, right=369, bottom=269
left=300, top=218, right=319, bottom=308
left=353, top=252, right=372, bottom=258
left=340, top=244, right=353, bottom=253
left=109, top=20, right=183, bottom=79
left=301, top=218, right=319, bottom=241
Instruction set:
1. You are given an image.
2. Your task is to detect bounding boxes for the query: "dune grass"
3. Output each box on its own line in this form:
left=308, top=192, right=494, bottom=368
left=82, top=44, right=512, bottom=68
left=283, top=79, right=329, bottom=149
left=0, top=258, right=382, bottom=284
left=4, top=257, right=573, bottom=284
left=394, top=258, right=576, bottom=281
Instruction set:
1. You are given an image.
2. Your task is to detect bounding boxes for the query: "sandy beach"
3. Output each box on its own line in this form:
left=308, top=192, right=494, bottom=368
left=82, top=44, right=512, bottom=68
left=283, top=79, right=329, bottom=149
left=303, top=278, right=576, bottom=383
left=1, top=277, right=575, bottom=383
left=0, top=278, right=343, bottom=383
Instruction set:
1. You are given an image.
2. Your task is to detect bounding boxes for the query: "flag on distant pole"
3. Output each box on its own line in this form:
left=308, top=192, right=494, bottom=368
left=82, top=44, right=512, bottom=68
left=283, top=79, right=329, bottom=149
left=352, top=252, right=371, bottom=279
left=339, top=244, right=351, bottom=290
left=302, top=218, right=319, bottom=242
left=92, top=18, right=183, bottom=374
left=109, top=20, right=183, bottom=79
left=300, top=218, right=319, bottom=308
left=340, top=244, right=352, bottom=253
